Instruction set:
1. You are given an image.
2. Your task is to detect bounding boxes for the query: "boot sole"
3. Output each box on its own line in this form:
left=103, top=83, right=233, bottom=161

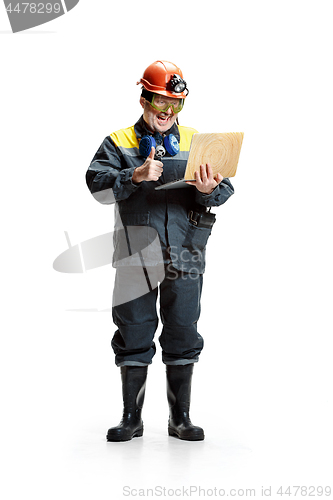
left=106, top=428, right=143, bottom=442
left=168, top=427, right=205, bottom=441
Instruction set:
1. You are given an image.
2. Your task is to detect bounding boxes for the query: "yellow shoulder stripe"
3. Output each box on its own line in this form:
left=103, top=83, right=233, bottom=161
left=111, top=126, right=139, bottom=149
left=110, top=124, right=198, bottom=151
left=178, top=126, right=198, bottom=151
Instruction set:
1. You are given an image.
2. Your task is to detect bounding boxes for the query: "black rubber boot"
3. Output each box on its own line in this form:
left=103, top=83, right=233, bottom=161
left=106, top=365, right=148, bottom=442
left=166, top=364, right=204, bottom=441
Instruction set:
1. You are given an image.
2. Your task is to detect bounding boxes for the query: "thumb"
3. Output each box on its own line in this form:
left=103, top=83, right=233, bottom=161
left=148, top=146, right=155, bottom=159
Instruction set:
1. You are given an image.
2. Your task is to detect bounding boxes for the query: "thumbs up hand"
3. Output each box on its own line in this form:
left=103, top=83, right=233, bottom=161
left=148, top=147, right=155, bottom=160
left=132, top=147, right=164, bottom=184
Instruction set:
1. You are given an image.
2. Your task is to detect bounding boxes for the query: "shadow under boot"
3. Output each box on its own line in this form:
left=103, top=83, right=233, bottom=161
left=166, top=364, right=204, bottom=441
left=106, top=365, right=148, bottom=442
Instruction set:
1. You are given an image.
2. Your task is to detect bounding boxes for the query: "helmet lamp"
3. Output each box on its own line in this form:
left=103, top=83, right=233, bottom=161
left=169, top=74, right=188, bottom=95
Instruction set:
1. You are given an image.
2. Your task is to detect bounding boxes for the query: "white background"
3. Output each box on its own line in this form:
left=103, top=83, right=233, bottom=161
left=1, top=1, right=332, bottom=498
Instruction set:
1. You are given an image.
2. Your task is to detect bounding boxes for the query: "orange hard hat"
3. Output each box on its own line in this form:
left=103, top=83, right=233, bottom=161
left=137, top=60, right=189, bottom=99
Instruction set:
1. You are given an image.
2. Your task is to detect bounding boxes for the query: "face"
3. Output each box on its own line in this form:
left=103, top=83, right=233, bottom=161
left=140, top=95, right=179, bottom=134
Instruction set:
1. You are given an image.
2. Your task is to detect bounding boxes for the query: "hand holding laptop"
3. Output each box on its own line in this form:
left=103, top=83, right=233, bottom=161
left=185, top=163, right=223, bottom=194
left=155, top=132, right=244, bottom=191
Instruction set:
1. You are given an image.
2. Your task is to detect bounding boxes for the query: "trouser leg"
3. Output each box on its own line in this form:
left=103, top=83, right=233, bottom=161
left=159, top=267, right=204, bottom=365
left=111, top=267, right=159, bottom=366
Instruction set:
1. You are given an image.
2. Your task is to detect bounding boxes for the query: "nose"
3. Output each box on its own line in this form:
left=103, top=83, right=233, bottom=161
left=165, top=106, right=174, bottom=116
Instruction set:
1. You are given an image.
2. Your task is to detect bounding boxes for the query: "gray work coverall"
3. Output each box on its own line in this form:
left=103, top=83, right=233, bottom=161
left=86, top=116, right=234, bottom=366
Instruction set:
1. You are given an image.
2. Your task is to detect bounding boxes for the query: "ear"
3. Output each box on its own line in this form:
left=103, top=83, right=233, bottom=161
left=139, top=96, right=145, bottom=109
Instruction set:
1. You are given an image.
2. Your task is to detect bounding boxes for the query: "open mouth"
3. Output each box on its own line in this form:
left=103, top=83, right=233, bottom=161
left=157, top=114, right=170, bottom=125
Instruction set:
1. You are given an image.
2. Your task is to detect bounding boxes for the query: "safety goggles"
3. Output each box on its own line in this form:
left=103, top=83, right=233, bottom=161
left=149, top=94, right=184, bottom=114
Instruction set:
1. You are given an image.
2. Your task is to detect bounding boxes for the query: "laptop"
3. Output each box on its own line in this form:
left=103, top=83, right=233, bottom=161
left=155, top=132, right=244, bottom=190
